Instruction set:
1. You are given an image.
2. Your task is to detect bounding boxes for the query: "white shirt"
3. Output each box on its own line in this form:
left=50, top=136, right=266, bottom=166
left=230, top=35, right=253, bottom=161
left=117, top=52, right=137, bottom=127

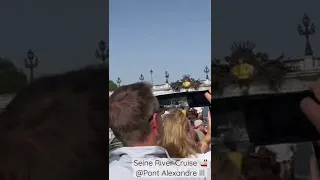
left=190, top=151, right=211, bottom=180
left=190, top=151, right=211, bottom=160
left=256, top=144, right=296, bottom=162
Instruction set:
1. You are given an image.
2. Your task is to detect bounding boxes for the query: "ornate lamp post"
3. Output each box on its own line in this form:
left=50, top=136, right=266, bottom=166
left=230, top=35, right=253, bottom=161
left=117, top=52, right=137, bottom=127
left=24, top=49, right=39, bottom=82
left=150, top=69, right=153, bottom=85
left=165, top=71, right=169, bottom=83
left=139, top=74, right=144, bottom=81
left=117, top=77, right=121, bottom=87
left=298, top=14, right=315, bottom=56
left=204, top=66, right=210, bottom=80
left=95, top=40, right=108, bottom=64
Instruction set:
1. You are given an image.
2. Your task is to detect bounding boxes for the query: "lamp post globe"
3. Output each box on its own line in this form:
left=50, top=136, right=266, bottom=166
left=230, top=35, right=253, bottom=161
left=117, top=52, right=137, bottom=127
left=116, top=77, right=121, bottom=86
left=204, top=66, right=210, bottom=80
left=95, top=40, right=108, bottom=64
left=150, top=69, right=153, bottom=85
left=24, top=49, right=39, bottom=83
left=139, top=74, right=144, bottom=81
left=165, top=71, right=169, bottom=83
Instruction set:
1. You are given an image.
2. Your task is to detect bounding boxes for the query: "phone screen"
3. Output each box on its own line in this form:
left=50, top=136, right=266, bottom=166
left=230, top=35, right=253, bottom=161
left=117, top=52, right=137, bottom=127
left=212, top=91, right=320, bottom=145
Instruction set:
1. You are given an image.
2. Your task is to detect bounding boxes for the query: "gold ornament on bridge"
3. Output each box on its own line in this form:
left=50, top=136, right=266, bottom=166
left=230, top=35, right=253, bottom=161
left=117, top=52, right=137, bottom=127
left=182, top=80, right=191, bottom=89
left=170, top=75, right=201, bottom=92
left=231, top=58, right=254, bottom=80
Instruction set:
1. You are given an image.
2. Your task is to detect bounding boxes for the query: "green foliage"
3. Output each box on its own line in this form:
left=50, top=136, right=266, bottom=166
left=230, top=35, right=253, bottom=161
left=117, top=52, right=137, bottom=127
left=109, top=80, right=118, bottom=91
left=0, top=58, right=27, bottom=94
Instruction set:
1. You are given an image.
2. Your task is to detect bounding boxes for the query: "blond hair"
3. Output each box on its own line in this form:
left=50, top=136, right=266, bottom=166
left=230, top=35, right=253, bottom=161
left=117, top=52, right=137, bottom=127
left=159, top=110, right=199, bottom=158
left=212, top=152, right=246, bottom=180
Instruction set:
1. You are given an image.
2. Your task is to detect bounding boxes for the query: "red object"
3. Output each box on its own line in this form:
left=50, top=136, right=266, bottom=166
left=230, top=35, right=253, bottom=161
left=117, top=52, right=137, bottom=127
left=200, top=159, right=208, bottom=167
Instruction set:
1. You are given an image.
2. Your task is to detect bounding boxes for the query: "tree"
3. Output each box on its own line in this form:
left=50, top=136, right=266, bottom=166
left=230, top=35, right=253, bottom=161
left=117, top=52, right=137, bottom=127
left=109, top=80, right=118, bottom=91
left=0, top=58, right=27, bottom=94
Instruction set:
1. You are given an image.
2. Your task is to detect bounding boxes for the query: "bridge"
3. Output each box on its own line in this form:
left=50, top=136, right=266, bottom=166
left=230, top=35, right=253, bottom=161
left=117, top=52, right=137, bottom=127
left=0, top=79, right=212, bottom=111
left=109, top=79, right=211, bottom=96
left=2, top=55, right=320, bottom=111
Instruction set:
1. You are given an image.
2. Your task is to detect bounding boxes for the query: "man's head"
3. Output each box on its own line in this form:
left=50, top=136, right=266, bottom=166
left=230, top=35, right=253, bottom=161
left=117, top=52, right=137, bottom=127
left=109, top=82, right=162, bottom=146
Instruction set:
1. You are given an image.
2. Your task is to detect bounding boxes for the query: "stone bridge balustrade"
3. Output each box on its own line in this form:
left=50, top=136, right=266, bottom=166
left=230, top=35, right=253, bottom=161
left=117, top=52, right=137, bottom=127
left=0, top=94, right=15, bottom=112
left=109, top=79, right=211, bottom=96
left=3, top=55, right=320, bottom=110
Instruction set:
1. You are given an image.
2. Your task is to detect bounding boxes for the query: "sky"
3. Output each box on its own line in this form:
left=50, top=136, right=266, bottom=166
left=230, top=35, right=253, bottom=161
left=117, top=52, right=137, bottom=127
left=0, top=0, right=108, bottom=77
left=109, top=0, right=211, bottom=85
left=212, top=0, right=320, bottom=61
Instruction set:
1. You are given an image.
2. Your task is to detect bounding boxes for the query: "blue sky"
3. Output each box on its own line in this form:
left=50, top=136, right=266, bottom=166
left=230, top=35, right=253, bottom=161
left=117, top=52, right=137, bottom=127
left=109, top=0, right=210, bottom=85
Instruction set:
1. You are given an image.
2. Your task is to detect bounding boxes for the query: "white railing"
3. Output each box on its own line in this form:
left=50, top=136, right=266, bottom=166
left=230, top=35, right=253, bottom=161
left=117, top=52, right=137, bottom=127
left=109, top=79, right=211, bottom=96
left=0, top=94, right=15, bottom=110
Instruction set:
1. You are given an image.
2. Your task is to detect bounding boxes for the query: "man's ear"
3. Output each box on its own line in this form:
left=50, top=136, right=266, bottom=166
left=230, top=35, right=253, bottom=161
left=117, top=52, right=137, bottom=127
left=150, top=113, right=159, bottom=130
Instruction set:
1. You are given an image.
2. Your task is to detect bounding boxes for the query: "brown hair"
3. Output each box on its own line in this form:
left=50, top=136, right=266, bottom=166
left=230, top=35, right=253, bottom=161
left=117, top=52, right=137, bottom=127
left=186, top=109, right=198, bottom=122
left=0, top=66, right=109, bottom=180
left=212, top=152, right=246, bottom=180
left=109, top=82, right=159, bottom=146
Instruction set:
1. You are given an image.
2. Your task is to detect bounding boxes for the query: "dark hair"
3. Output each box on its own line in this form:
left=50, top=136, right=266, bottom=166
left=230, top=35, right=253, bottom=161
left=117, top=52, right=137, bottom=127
left=109, top=82, right=159, bottom=146
left=242, top=155, right=280, bottom=180
left=186, top=110, right=198, bottom=121
left=0, top=66, right=108, bottom=180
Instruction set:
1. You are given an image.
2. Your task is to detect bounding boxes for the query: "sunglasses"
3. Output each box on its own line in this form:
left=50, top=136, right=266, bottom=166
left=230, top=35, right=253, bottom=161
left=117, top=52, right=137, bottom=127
left=148, top=109, right=162, bottom=123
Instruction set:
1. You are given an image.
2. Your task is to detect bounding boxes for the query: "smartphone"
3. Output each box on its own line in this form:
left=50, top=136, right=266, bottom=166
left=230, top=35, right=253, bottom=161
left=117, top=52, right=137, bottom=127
left=156, top=91, right=210, bottom=108
left=211, top=90, right=320, bottom=145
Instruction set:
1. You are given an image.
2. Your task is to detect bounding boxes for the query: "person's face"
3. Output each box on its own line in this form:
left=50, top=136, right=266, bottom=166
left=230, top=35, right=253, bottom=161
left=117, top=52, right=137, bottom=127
left=188, top=127, right=199, bottom=142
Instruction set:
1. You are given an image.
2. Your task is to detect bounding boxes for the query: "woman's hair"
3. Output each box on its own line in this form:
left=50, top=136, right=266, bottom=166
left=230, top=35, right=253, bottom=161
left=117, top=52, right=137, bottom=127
left=211, top=152, right=246, bottom=180
left=158, top=110, right=199, bottom=158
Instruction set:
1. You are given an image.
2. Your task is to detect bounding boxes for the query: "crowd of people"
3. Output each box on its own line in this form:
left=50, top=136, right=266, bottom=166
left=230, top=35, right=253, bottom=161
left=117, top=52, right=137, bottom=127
left=109, top=80, right=320, bottom=180
left=2, top=66, right=320, bottom=180
left=108, top=82, right=212, bottom=179
left=212, top=141, right=296, bottom=180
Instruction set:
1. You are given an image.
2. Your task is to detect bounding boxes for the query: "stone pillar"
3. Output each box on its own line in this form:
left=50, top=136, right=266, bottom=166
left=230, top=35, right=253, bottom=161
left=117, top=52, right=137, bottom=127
left=304, top=56, right=314, bottom=70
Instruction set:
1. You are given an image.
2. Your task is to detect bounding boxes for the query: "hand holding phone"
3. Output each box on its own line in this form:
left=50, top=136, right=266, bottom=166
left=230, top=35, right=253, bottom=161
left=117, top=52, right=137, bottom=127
left=301, top=82, right=320, bottom=133
left=204, top=87, right=211, bottom=103
left=207, top=108, right=211, bottom=136
left=300, top=81, right=320, bottom=174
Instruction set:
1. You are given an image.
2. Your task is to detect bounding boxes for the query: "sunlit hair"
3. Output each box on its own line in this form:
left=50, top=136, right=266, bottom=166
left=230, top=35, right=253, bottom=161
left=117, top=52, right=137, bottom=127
left=211, top=152, right=245, bottom=180
left=211, top=152, right=246, bottom=180
left=158, top=110, right=200, bottom=158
